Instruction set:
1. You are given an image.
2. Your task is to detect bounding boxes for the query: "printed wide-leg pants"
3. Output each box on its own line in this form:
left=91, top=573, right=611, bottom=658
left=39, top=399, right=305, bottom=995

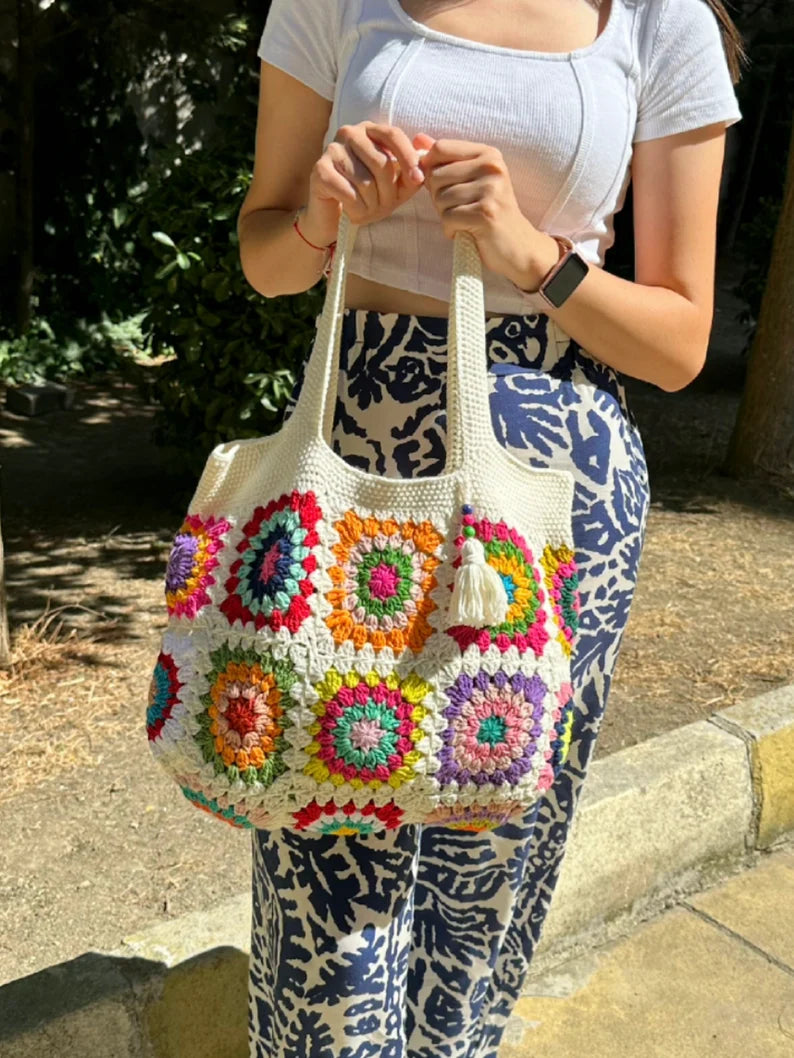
left=247, top=308, right=651, bottom=1058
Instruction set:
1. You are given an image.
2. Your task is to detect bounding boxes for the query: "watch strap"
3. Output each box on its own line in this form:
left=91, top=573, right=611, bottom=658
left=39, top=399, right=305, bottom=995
left=539, top=236, right=576, bottom=307
left=512, top=234, right=588, bottom=310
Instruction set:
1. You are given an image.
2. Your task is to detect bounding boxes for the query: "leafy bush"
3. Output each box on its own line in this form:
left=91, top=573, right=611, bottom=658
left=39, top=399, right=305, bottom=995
left=128, top=121, right=324, bottom=475
left=731, top=194, right=782, bottom=331
left=4, top=0, right=312, bottom=468
left=0, top=311, right=147, bottom=386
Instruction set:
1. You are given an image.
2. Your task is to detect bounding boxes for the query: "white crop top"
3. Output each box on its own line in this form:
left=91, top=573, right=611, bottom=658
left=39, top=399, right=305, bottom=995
left=257, top=0, right=743, bottom=314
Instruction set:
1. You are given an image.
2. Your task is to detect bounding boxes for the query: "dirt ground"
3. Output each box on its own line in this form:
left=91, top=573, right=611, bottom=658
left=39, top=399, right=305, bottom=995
left=1, top=255, right=793, bottom=983
left=1, top=256, right=792, bottom=801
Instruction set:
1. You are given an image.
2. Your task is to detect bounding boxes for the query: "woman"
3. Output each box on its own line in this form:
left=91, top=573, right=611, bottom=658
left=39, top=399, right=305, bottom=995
left=237, top=1, right=744, bottom=1055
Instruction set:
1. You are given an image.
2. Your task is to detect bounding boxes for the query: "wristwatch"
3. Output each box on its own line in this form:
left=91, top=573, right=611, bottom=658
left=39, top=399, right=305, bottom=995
left=513, top=235, right=590, bottom=309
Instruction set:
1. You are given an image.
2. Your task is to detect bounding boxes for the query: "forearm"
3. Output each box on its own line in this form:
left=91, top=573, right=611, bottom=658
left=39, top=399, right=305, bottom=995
left=513, top=226, right=712, bottom=393
left=238, top=207, right=333, bottom=299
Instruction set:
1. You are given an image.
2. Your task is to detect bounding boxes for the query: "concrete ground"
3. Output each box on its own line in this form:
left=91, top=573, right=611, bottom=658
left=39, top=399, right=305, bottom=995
left=2, top=837, right=792, bottom=1057
left=503, top=839, right=794, bottom=1058
left=0, top=729, right=251, bottom=987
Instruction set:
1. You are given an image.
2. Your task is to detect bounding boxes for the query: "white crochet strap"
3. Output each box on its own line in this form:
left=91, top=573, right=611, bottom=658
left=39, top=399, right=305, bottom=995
left=295, top=210, right=493, bottom=473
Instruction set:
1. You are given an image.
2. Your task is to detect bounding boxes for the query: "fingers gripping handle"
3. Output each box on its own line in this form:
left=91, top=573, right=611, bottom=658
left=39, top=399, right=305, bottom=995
left=297, top=210, right=495, bottom=475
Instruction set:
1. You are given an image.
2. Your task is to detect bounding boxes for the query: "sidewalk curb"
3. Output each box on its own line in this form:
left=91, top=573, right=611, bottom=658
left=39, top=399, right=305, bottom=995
left=535, top=682, right=794, bottom=965
left=2, top=684, right=793, bottom=1058
left=712, top=683, right=794, bottom=850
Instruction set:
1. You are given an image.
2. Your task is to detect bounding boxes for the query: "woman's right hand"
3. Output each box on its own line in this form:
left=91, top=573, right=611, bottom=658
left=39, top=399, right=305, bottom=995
left=300, top=121, right=427, bottom=246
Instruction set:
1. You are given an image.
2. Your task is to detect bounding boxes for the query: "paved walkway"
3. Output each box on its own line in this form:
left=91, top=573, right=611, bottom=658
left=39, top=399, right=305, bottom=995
left=502, top=840, right=794, bottom=1058
left=0, top=730, right=249, bottom=987
left=2, top=838, right=792, bottom=1056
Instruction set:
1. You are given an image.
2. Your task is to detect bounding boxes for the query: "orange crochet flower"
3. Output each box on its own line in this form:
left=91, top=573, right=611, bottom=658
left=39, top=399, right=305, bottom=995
left=208, top=666, right=283, bottom=770
left=326, top=511, right=443, bottom=653
left=196, top=643, right=296, bottom=788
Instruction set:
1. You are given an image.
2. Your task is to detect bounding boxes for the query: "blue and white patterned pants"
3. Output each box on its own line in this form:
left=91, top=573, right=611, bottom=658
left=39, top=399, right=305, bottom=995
left=248, top=308, right=651, bottom=1058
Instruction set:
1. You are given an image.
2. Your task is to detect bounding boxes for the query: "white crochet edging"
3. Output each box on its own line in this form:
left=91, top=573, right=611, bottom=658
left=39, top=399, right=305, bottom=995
left=146, top=213, right=579, bottom=834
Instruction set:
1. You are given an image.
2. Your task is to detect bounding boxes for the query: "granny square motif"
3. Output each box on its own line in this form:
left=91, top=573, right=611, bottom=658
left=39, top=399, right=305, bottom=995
left=146, top=215, right=579, bottom=838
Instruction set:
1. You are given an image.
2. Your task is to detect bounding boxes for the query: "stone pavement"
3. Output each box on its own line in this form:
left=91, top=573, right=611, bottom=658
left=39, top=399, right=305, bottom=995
left=2, top=679, right=793, bottom=1056
left=2, top=838, right=792, bottom=1057
left=503, top=839, right=794, bottom=1058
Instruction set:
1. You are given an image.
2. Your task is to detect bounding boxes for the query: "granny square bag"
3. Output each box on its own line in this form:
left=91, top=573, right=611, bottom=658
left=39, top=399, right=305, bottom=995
left=145, top=212, right=581, bottom=838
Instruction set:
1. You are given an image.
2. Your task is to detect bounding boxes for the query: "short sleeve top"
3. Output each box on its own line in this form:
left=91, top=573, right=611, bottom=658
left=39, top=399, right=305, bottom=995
left=257, top=0, right=742, bottom=314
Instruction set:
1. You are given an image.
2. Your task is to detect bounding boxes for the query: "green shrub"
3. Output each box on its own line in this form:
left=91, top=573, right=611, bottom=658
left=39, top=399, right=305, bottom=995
left=129, top=123, right=324, bottom=476
left=732, top=194, right=782, bottom=333
left=0, top=311, right=147, bottom=386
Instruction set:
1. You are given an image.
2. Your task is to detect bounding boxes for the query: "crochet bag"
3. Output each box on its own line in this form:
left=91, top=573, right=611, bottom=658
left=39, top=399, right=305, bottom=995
left=145, top=211, right=581, bottom=837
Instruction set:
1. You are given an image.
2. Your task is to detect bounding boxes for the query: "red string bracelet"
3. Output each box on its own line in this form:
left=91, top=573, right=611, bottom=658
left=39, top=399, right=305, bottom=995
left=292, top=210, right=330, bottom=251
left=296, top=206, right=338, bottom=279
left=293, top=208, right=337, bottom=279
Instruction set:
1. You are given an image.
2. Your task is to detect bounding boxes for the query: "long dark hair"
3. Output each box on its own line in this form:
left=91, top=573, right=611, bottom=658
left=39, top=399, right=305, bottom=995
left=702, top=0, right=749, bottom=82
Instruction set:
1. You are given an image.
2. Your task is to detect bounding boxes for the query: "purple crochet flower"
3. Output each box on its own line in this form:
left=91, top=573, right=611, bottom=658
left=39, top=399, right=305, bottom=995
left=166, top=533, right=199, bottom=592
left=165, top=514, right=231, bottom=619
left=436, top=669, right=548, bottom=789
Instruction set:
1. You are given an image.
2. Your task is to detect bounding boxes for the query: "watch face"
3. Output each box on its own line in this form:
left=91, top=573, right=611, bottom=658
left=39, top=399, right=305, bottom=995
left=543, top=253, right=589, bottom=307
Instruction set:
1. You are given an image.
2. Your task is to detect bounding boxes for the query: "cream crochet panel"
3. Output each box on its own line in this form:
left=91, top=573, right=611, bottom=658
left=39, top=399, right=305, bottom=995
left=146, top=214, right=580, bottom=836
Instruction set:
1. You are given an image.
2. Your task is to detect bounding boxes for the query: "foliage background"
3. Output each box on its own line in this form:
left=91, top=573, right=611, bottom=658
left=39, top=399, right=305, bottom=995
left=1, top=0, right=792, bottom=471
left=1, top=0, right=322, bottom=473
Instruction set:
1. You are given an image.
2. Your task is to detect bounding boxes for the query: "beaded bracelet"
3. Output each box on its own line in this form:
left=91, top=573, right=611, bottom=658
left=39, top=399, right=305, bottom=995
left=292, top=208, right=337, bottom=279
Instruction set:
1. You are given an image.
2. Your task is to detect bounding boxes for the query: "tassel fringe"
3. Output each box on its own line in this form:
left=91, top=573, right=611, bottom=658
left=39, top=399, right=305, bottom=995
left=448, top=537, right=510, bottom=628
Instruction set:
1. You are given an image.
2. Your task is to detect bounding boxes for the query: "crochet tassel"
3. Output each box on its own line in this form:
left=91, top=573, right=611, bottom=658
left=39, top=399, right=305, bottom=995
left=448, top=536, right=510, bottom=628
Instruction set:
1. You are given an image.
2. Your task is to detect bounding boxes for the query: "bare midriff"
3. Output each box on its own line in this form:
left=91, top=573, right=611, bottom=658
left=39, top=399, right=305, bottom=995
left=344, top=272, right=513, bottom=320
left=340, top=1, right=612, bottom=319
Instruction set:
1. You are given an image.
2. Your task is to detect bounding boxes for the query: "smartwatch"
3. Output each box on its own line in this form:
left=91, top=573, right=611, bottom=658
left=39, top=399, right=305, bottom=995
left=514, top=235, right=590, bottom=309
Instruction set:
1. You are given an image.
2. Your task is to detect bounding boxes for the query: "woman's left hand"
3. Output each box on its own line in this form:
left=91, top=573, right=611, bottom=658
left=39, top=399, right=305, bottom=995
left=414, top=133, right=559, bottom=292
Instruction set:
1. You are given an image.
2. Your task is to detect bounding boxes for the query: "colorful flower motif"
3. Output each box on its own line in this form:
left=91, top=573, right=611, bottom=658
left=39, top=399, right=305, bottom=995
left=437, top=669, right=549, bottom=789
left=293, top=797, right=405, bottom=836
left=548, top=681, right=575, bottom=777
left=326, top=511, right=443, bottom=653
left=541, top=544, right=581, bottom=655
left=165, top=514, right=231, bottom=619
left=304, top=667, right=431, bottom=790
left=147, top=652, right=182, bottom=742
left=196, top=642, right=295, bottom=787
left=220, top=491, right=321, bottom=633
left=422, top=800, right=528, bottom=831
left=446, top=516, right=548, bottom=656
left=179, top=785, right=254, bottom=829
left=173, top=772, right=273, bottom=829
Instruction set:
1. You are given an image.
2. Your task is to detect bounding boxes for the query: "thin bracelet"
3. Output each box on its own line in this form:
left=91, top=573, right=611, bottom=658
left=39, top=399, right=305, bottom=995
left=322, top=241, right=336, bottom=279
left=292, top=207, right=337, bottom=278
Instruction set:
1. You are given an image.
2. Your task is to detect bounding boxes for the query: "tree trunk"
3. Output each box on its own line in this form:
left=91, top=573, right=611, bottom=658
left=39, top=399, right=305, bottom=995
left=15, top=0, right=35, bottom=337
left=725, top=115, right=794, bottom=483
left=0, top=477, right=10, bottom=670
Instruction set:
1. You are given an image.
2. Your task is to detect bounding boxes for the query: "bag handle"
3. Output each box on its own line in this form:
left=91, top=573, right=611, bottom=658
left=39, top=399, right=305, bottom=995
left=291, top=209, right=500, bottom=476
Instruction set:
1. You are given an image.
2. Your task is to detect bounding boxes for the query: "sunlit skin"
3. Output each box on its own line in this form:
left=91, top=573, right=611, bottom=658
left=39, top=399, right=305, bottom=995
left=239, top=0, right=732, bottom=393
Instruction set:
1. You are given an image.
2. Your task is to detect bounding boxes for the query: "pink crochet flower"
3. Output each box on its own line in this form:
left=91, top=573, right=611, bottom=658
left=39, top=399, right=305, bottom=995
left=165, top=514, right=231, bottom=619
left=447, top=516, right=549, bottom=656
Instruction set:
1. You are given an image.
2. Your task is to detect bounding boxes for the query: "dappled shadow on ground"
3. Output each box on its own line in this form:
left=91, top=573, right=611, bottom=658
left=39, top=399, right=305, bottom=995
left=0, top=371, right=193, bottom=530
left=2, top=524, right=171, bottom=641
left=1, top=372, right=193, bottom=636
